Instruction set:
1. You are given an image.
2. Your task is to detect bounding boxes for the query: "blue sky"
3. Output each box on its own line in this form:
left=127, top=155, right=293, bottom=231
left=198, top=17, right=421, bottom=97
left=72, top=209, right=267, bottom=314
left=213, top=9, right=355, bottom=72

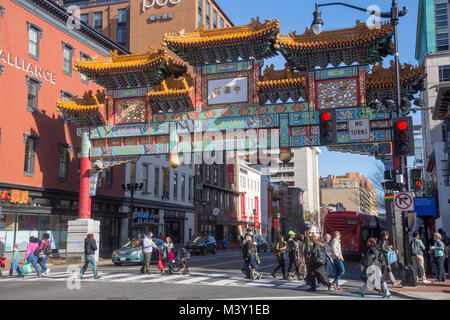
left=216, top=0, right=420, bottom=180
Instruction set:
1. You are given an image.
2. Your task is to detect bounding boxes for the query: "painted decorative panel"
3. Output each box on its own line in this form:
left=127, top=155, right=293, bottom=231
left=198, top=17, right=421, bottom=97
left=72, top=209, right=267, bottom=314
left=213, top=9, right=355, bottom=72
left=317, top=79, right=357, bottom=109
left=114, top=98, right=147, bottom=124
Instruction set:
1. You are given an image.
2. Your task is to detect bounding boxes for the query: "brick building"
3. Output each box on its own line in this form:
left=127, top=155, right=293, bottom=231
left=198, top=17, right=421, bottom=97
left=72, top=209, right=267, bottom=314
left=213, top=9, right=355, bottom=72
left=0, top=0, right=129, bottom=256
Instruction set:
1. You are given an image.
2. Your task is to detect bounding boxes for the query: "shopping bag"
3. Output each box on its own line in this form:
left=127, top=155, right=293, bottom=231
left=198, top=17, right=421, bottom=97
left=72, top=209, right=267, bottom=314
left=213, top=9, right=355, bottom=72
left=158, top=250, right=165, bottom=270
left=21, top=259, right=32, bottom=275
left=386, top=250, right=398, bottom=265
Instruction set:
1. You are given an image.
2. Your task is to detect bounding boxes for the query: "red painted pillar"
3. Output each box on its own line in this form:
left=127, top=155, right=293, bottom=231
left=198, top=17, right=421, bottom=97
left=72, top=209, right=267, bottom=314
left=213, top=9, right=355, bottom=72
left=79, top=130, right=91, bottom=219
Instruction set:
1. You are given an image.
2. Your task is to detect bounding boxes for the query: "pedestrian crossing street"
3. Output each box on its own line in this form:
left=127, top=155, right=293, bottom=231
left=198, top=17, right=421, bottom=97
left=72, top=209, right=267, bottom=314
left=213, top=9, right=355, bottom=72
left=0, top=270, right=348, bottom=290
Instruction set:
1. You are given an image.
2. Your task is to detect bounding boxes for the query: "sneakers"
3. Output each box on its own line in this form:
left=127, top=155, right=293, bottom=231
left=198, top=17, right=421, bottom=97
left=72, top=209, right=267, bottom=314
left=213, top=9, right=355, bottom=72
left=45, top=268, right=50, bottom=276
left=382, top=295, right=392, bottom=299
left=422, top=280, right=431, bottom=284
left=94, top=275, right=101, bottom=279
left=354, top=291, right=364, bottom=298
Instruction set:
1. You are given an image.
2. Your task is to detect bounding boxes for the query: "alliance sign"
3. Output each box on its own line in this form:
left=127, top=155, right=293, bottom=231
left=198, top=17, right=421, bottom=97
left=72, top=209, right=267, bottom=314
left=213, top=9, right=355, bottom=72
left=142, top=0, right=181, bottom=11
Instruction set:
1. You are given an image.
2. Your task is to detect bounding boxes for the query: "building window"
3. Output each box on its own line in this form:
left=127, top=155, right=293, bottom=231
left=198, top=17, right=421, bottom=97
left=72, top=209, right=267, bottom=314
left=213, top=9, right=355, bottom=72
left=181, top=175, right=186, bottom=202
left=213, top=10, right=217, bottom=28
left=143, top=164, right=149, bottom=193
left=58, top=144, right=70, bottom=180
left=173, top=172, right=178, bottom=200
left=24, top=135, right=36, bottom=175
left=439, top=65, right=450, bottom=82
left=117, top=8, right=127, bottom=46
left=80, top=53, right=90, bottom=83
left=435, top=1, right=449, bottom=51
left=205, top=2, right=210, bottom=30
left=62, top=42, right=75, bottom=76
left=28, top=24, right=41, bottom=60
left=189, top=176, right=193, bottom=201
left=80, top=13, right=88, bottom=25
left=198, top=0, right=203, bottom=27
left=214, top=165, right=218, bottom=184
left=26, top=76, right=41, bottom=112
left=154, top=167, right=160, bottom=196
left=206, top=166, right=210, bottom=182
left=94, top=12, right=103, bottom=33
left=220, top=17, right=224, bottom=28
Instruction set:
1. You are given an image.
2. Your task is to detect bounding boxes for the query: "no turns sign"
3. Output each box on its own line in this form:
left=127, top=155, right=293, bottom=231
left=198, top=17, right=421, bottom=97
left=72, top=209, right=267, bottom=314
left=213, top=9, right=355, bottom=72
left=394, top=192, right=414, bottom=211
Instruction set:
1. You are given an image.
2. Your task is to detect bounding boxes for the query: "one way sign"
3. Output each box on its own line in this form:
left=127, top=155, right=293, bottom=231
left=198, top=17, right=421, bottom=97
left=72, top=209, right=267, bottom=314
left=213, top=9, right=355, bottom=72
left=394, top=192, right=415, bottom=211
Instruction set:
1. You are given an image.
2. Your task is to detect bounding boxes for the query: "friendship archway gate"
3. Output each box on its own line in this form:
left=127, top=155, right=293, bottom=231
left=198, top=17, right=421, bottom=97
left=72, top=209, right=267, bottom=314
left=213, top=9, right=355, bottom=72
left=57, top=18, right=425, bottom=252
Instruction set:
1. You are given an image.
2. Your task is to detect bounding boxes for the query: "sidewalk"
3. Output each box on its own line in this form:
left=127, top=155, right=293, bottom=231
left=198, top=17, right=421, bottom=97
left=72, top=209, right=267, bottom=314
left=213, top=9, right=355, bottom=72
left=390, top=277, right=450, bottom=300
left=1, top=257, right=113, bottom=273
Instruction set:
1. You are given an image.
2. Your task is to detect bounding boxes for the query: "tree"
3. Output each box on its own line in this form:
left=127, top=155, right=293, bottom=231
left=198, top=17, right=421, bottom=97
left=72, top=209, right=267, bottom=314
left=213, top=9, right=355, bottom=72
left=369, top=161, right=387, bottom=213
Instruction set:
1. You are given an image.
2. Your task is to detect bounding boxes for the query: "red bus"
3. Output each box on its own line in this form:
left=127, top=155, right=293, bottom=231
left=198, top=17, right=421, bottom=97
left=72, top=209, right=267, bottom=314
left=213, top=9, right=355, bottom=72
left=323, top=211, right=386, bottom=257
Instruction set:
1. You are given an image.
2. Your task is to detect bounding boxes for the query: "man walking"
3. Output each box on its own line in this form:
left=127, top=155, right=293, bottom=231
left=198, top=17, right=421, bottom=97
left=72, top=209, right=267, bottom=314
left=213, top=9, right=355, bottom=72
left=323, top=234, right=334, bottom=279
left=411, top=231, right=430, bottom=284
left=305, top=229, right=331, bottom=291
left=287, top=231, right=299, bottom=279
left=79, top=234, right=100, bottom=279
left=142, top=232, right=157, bottom=274
left=438, top=228, right=449, bottom=275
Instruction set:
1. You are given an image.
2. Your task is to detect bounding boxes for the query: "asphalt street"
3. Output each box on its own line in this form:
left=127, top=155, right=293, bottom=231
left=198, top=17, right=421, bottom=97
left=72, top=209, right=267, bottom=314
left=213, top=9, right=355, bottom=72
left=0, top=249, right=409, bottom=300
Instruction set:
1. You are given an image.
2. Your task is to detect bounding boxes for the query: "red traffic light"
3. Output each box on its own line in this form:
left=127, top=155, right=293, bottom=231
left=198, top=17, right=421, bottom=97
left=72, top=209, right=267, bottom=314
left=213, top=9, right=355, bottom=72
left=321, top=112, right=331, bottom=121
left=396, top=120, right=408, bottom=130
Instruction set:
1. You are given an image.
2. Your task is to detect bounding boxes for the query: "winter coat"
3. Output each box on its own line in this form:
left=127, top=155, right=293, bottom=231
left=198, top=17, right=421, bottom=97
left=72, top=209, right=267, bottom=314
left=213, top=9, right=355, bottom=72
left=323, top=241, right=332, bottom=260
left=242, top=241, right=253, bottom=260
left=360, top=247, right=382, bottom=282
left=309, top=241, right=326, bottom=267
left=84, top=237, right=97, bottom=255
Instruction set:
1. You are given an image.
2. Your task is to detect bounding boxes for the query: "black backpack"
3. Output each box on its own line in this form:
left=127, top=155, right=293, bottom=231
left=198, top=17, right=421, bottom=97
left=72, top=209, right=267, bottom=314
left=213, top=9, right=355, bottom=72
left=44, top=243, right=52, bottom=256
left=314, top=243, right=326, bottom=265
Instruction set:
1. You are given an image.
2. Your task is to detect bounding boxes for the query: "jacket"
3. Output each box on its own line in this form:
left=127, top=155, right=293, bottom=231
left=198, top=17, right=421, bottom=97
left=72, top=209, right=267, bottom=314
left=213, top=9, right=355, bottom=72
left=84, top=237, right=97, bottom=255
left=379, top=239, right=391, bottom=254
left=162, top=242, right=174, bottom=258
left=330, top=238, right=343, bottom=260
left=25, top=242, right=39, bottom=258
left=38, top=239, right=51, bottom=254
left=0, top=240, right=4, bottom=257
left=360, top=247, right=382, bottom=282
left=432, top=240, right=445, bottom=257
left=303, top=236, right=312, bottom=260
left=323, top=241, right=332, bottom=259
left=309, top=241, right=326, bottom=267
left=287, top=238, right=298, bottom=258
left=242, top=241, right=254, bottom=260
left=142, top=236, right=157, bottom=254
left=275, top=240, right=287, bottom=261
left=410, top=238, right=425, bottom=256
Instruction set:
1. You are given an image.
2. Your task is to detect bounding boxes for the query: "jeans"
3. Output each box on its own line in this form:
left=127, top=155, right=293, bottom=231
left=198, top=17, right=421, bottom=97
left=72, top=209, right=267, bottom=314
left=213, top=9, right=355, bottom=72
left=333, top=258, right=345, bottom=287
left=80, top=254, right=98, bottom=278
left=436, top=255, right=446, bottom=282
left=273, top=258, right=286, bottom=275
left=9, top=258, right=22, bottom=276
left=39, top=254, right=49, bottom=274
left=27, top=253, right=41, bottom=274
left=325, top=259, right=334, bottom=278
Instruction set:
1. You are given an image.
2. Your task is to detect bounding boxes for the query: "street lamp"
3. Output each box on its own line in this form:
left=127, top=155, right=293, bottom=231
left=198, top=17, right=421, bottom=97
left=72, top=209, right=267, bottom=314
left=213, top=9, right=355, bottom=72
left=311, top=1, right=413, bottom=281
left=122, top=182, right=144, bottom=219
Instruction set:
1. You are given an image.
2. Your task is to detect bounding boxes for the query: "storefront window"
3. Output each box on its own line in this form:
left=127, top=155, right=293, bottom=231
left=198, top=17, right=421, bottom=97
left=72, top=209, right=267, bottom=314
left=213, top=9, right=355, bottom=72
left=0, top=213, right=16, bottom=252
left=16, top=214, right=39, bottom=250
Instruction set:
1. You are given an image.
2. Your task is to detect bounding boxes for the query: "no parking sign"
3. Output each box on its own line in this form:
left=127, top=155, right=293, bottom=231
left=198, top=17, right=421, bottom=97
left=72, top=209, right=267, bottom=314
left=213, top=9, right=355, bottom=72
left=394, top=192, right=414, bottom=211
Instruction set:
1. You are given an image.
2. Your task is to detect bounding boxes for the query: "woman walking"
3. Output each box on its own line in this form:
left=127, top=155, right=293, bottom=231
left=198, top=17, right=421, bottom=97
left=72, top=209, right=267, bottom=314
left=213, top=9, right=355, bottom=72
left=356, top=238, right=392, bottom=299
left=25, top=236, right=41, bottom=277
left=379, top=231, right=401, bottom=286
left=330, top=231, right=345, bottom=290
left=271, top=236, right=287, bottom=280
left=161, top=236, right=174, bottom=275
left=429, top=233, right=446, bottom=282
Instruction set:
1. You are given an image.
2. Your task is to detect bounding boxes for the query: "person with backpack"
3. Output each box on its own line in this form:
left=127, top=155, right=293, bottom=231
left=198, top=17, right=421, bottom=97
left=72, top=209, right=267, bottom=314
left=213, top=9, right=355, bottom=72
left=287, top=231, right=300, bottom=280
left=25, top=236, right=41, bottom=277
left=356, top=238, right=392, bottom=299
left=410, top=231, right=430, bottom=284
left=79, top=234, right=100, bottom=279
left=271, top=235, right=287, bottom=280
left=36, top=233, right=51, bottom=276
left=379, top=231, right=401, bottom=286
left=429, top=233, right=446, bottom=282
left=305, top=229, right=331, bottom=291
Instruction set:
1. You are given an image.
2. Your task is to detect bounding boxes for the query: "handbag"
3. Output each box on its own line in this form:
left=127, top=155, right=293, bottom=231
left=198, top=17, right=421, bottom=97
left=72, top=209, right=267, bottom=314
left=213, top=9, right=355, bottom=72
left=386, top=250, right=398, bottom=265
left=21, top=258, right=32, bottom=275
left=157, top=250, right=165, bottom=270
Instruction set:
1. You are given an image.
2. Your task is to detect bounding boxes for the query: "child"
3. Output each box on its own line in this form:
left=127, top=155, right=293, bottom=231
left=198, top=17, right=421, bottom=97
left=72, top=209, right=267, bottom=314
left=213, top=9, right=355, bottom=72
left=167, top=248, right=176, bottom=274
left=9, top=245, right=23, bottom=277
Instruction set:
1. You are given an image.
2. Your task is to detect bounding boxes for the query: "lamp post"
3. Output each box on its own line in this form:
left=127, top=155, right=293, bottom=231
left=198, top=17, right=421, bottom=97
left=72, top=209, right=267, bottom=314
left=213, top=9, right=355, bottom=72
left=311, top=1, right=413, bottom=273
left=122, top=182, right=144, bottom=237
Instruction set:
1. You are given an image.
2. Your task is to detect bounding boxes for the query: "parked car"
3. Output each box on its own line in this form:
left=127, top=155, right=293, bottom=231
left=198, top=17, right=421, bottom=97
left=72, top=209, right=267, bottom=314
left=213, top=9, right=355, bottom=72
left=186, top=235, right=216, bottom=255
left=112, top=238, right=164, bottom=266
left=256, top=236, right=268, bottom=252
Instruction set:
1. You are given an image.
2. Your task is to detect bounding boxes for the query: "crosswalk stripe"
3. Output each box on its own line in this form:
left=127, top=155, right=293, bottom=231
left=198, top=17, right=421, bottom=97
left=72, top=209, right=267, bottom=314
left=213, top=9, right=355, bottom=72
left=143, top=274, right=187, bottom=283
left=114, top=274, right=154, bottom=282
left=174, top=276, right=210, bottom=284
left=207, top=278, right=241, bottom=286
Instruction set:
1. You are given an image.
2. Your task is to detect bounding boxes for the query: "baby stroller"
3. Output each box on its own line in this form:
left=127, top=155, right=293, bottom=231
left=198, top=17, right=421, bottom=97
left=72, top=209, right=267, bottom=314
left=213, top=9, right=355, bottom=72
left=168, top=248, right=191, bottom=275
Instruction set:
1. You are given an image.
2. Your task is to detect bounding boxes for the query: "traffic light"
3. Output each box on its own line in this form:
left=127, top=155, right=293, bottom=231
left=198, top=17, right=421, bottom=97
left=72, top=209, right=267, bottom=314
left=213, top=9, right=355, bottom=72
left=319, top=109, right=337, bottom=146
left=410, top=168, right=423, bottom=191
left=393, top=117, right=414, bottom=157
